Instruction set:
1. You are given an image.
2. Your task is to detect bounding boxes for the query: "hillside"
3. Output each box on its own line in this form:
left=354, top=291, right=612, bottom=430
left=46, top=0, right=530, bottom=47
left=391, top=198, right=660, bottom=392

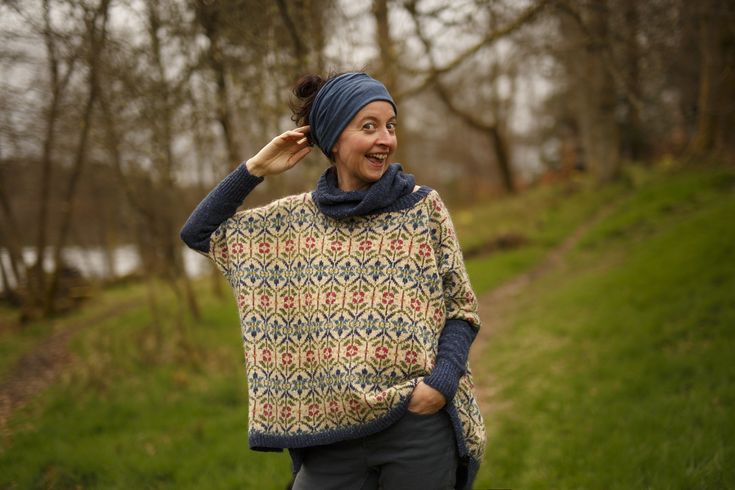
left=1, top=162, right=733, bottom=489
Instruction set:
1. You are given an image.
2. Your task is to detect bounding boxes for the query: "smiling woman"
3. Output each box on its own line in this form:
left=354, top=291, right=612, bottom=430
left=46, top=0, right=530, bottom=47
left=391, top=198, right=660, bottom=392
left=180, top=72, right=484, bottom=490
left=331, top=101, right=397, bottom=191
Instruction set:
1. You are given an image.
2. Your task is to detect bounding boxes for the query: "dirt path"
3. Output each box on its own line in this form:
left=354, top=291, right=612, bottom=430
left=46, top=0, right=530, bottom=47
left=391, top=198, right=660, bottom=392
left=0, top=300, right=137, bottom=439
left=470, top=200, right=623, bottom=410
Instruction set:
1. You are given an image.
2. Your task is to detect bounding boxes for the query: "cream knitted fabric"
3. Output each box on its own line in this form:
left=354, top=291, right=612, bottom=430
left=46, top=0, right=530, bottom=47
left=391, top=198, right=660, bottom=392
left=208, top=188, right=486, bottom=477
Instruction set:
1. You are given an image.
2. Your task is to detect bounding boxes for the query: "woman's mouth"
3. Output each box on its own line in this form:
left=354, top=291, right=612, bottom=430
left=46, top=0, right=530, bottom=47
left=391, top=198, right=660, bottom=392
left=366, top=153, right=388, bottom=166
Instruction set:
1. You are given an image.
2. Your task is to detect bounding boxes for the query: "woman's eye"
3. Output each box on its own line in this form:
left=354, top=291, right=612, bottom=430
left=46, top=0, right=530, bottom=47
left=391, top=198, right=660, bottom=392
left=387, top=122, right=397, bottom=131
left=363, top=122, right=376, bottom=130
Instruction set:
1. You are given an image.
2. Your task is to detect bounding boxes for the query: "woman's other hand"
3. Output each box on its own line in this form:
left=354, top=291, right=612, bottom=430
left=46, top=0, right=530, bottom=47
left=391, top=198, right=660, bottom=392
left=407, top=381, right=447, bottom=415
left=246, top=125, right=311, bottom=177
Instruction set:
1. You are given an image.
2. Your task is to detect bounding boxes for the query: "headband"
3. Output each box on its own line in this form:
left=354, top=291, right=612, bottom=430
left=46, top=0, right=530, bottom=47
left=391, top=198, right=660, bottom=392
left=309, top=72, right=397, bottom=158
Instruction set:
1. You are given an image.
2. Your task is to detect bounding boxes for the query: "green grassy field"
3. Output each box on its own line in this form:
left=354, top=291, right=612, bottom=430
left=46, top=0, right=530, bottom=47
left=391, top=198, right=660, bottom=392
left=473, top=164, right=735, bottom=489
left=1, top=162, right=733, bottom=489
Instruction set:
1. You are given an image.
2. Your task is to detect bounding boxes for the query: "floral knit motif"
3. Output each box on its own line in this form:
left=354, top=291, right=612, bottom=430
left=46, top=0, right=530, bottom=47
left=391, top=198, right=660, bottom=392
left=208, top=189, right=486, bottom=466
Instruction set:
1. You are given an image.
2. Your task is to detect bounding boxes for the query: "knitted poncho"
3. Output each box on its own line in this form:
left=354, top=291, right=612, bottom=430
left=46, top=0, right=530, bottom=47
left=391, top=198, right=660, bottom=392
left=204, top=184, right=486, bottom=485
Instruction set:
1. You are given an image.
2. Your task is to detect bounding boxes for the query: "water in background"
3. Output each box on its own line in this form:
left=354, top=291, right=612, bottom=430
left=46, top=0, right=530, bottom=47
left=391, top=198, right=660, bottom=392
left=0, top=246, right=210, bottom=291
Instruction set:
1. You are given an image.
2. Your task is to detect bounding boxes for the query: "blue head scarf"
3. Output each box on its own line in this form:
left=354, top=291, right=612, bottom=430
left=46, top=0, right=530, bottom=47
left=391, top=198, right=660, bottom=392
left=309, top=72, right=397, bottom=158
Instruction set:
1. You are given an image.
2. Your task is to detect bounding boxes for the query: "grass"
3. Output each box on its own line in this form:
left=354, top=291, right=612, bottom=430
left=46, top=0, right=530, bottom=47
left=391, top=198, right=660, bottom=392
left=457, top=173, right=624, bottom=294
left=1, top=162, right=733, bottom=489
left=0, top=283, right=293, bottom=489
left=473, top=163, right=735, bottom=489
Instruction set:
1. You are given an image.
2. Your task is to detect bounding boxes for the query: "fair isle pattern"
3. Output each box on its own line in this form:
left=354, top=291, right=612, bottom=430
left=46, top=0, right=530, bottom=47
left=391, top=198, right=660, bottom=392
left=208, top=189, right=486, bottom=463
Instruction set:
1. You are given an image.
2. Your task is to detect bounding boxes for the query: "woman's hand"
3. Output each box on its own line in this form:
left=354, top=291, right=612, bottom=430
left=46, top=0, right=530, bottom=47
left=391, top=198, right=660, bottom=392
left=407, top=381, right=447, bottom=415
left=246, top=126, right=312, bottom=177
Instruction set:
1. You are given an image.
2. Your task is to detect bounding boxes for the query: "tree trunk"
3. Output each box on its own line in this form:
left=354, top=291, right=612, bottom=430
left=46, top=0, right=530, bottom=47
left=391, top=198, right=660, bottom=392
left=148, top=0, right=200, bottom=323
left=563, top=1, right=620, bottom=182
left=45, top=1, right=110, bottom=315
left=32, top=0, right=78, bottom=313
left=690, top=0, right=735, bottom=161
left=620, top=0, right=646, bottom=162
left=194, top=0, right=242, bottom=167
left=0, top=179, right=25, bottom=295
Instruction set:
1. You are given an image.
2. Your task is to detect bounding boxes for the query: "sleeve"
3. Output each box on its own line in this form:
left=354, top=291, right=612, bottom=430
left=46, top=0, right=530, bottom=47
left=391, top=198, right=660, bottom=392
left=423, top=192, right=482, bottom=401
left=179, top=162, right=264, bottom=275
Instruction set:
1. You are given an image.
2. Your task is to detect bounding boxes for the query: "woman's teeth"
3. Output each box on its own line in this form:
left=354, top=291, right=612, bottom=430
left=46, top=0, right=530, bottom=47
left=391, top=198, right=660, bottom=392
left=366, top=153, right=387, bottom=162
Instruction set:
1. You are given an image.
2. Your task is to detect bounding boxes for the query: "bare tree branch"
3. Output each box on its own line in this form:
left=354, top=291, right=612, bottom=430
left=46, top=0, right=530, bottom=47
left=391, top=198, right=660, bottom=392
left=553, top=0, right=646, bottom=117
left=399, top=0, right=551, bottom=99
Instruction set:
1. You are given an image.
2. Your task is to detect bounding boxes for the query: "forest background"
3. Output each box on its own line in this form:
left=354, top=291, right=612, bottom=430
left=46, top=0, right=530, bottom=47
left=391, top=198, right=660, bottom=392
left=0, top=0, right=734, bottom=488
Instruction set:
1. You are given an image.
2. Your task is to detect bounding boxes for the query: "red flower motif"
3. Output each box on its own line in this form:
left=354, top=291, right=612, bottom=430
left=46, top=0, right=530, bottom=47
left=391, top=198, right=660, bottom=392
left=231, top=242, right=245, bottom=255
left=283, top=295, right=295, bottom=309
left=262, top=349, right=272, bottom=362
left=323, top=347, right=333, bottom=359
left=349, top=399, right=361, bottom=412
left=358, top=240, right=372, bottom=251
left=281, top=352, right=293, bottom=365
left=390, top=238, right=404, bottom=251
left=375, top=346, right=388, bottom=359
left=381, top=291, right=395, bottom=305
left=305, top=236, right=316, bottom=249
left=306, top=350, right=315, bottom=363
left=237, top=294, right=246, bottom=308
left=304, top=293, right=313, bottom=305
left=410, top=297, right=422, bottom=311
left=345, top=344, right=358, bottom=357
left=433, top=308, right=444, bottom=322
left=418, top=243, right=431, bottom=258
left=219, top=244, right=229, bottom=259
left=352, top=291, right=365, bottom=304
left=281, top=406, right=292, bottom=418
left=263, top=403, right=273, bottom=417
left=260, top=294, right=270, bottom=307
left=375, top=391, right=386, bottom=402
left=405, top=350, right=418, bottom=364
left=329, top=400, right=339, bottom=413
left=325, top=291, right=337, bottom=305
left=308, top=403, right=320, bottom=417
left=465, top=291, right=474, bottom=302
left=258, top=241, right=271, bottom=254
left=284, top=239, right=295, bottom=252
left=330, top=240, right=343, bottom=252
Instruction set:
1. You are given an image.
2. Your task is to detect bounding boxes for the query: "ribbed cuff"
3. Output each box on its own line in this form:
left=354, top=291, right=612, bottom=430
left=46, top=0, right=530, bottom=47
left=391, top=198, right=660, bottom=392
left=180, top=162, right=264, bottom=253
left=424, top=357, right=463, bottom=401
left=223, top=162, right=265, bottom=202
left=423, top=319, right=478, bottom=401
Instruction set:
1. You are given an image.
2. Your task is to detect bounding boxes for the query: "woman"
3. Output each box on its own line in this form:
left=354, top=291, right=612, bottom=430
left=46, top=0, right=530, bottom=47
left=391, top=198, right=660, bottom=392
left=180, top=72, right=485, bottom=490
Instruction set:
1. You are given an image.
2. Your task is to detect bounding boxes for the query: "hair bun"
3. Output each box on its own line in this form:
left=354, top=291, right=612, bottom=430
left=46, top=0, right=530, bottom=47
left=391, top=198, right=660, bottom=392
left=293, top=74, right=324, bottom=100
left=291, top=73, right=332, bottom=126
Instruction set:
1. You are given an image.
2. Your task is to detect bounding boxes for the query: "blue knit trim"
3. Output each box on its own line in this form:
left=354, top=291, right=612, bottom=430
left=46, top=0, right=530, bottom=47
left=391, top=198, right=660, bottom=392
left=276, top=386, right=481, bottom=490
left=180, top=162, right=264, bottom=253
left=310, top=185, right=432, bottom=218
left=424, top=319, right=478, bottom=401
left=250, top=395, right=413, bottom=450
left=446, top=401, right=480, bottom=490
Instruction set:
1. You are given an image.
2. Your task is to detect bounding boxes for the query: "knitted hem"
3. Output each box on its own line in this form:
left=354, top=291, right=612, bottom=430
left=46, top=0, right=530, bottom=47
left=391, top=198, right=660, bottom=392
left=266, top=391, right=482, bottom=490
left=249, top=397, right=412, bottom=450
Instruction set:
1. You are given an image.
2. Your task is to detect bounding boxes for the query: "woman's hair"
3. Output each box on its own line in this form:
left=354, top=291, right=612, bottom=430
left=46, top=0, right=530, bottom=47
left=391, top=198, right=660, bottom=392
left=290, top=72, right=345, bottom=127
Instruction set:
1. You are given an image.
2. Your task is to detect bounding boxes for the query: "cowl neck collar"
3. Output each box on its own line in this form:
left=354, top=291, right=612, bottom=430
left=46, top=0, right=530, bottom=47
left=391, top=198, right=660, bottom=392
left=312, top=163, right=417, bottom=219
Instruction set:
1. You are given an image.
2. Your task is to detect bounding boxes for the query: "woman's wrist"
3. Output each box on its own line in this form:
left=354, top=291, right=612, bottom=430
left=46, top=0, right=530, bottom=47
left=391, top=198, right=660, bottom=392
left=245, top=158, right=265, bottom=177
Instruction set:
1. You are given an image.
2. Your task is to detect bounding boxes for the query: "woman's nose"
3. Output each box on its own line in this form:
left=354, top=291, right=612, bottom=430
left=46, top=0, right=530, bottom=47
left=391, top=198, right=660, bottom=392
left=376, top=128, right=395, bottom=147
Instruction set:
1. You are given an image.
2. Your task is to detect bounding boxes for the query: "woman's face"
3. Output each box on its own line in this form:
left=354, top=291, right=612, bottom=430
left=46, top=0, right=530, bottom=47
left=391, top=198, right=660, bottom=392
left=331, top=101, right=397, bottom=191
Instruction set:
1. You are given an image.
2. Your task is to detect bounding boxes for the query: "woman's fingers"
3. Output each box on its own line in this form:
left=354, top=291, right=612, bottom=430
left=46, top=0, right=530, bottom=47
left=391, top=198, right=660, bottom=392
left=288, top=146, right=311, bottom=165
left=283, top=125, right=311, bottom=139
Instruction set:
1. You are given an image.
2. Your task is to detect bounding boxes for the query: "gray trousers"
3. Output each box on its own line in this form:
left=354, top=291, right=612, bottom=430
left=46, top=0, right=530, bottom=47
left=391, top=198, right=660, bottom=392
left=292, top=409, right=458, bottom=490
